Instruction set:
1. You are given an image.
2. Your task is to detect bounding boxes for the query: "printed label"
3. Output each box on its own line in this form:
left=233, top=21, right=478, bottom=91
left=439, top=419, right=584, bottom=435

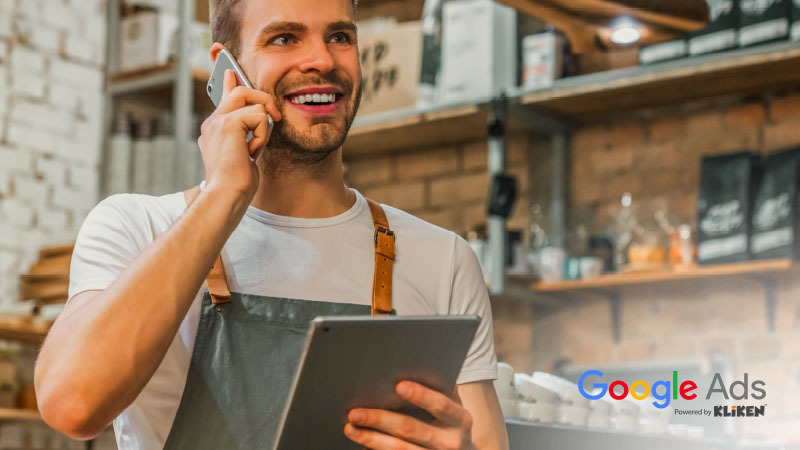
left=698, top=234, right=748, bottom=260
left=752, top=227, right=792, bottom=253
left=690, top=29, right=737, bottom=55
left=740, top=18, right=789, bottom=45
left=640, top=41, right=687, bottom=64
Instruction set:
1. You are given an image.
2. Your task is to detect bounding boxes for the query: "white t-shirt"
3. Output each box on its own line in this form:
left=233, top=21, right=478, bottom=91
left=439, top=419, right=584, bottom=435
left=69, top=187, right=498, bottom=450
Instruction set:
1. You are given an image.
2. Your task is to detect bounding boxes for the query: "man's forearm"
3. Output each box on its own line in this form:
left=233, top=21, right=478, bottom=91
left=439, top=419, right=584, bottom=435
left=35, top=186, right=251, bottom=439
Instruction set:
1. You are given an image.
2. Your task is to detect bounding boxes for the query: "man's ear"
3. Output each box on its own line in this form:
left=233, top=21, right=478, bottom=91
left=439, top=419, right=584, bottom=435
left=209, top=42, right=226, bottom=64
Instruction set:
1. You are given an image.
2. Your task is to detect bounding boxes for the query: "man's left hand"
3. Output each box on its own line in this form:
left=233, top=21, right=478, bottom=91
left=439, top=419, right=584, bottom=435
left=344, top=381, right=475, bottom=450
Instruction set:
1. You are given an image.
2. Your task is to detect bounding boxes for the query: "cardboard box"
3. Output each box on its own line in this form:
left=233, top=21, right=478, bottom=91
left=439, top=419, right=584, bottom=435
left=689, top=0, right=739, bottom=55
left=639, top=39, right=687, bottom=65
left=750, top=147, right=800, bottom=259
left=357, top=22, right=423, bottom=116
left=440, top=0, right=517, bottom=105
left=739, top=0, right=791, bottom=47
left=521, top=32, right=563, bottom=90
left=792, top=0, right=800, bottom=40
left=118, top=11, right=179, bottom=72
left=697, top=151, right=758, bottom=265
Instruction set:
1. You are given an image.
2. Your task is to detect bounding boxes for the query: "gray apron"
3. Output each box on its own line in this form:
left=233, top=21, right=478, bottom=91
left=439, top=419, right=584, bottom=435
left=162, top=187, right=396, bottom=450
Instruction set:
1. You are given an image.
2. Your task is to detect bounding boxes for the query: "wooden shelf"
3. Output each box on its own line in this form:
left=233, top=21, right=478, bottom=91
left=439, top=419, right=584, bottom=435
left=107, top=64, right=213, bottom=111
left=524, top=259, right=795, bottom=342
left=520, top=41, right=800, bottom=122
left=0, top=408, right=42, bottom=423
left=0, top=321, right=50, bottom=343
left=533, top=259, right=795, bottom=293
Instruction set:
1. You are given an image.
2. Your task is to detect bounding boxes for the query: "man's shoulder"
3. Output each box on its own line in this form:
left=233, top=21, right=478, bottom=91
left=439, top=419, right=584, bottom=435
left=379, top=203, right=457, bottom=242
left=82, top=191, right=187, bottom=237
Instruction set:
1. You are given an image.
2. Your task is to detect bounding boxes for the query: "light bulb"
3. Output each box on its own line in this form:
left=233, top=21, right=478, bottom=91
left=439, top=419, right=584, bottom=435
left=610, top=17, right=641, bottom=45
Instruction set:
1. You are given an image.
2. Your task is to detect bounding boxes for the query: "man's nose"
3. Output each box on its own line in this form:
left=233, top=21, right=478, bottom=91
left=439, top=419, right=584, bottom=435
left=297, top=39, right=336, bottom=74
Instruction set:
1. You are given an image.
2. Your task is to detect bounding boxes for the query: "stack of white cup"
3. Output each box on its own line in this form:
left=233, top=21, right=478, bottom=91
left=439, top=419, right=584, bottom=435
left=586, top=395, right=613, bottom=428
left=531, top=371, right=590, bottom=427
left=494, top=363, right=518, bottom=419
left=513, top=373, right=558, bottom=423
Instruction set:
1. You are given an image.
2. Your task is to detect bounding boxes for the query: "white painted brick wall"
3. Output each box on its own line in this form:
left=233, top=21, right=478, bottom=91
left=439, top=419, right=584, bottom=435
left=0, top=0, right=128, bottom=446
left=0, top=0, right=105, bottom=310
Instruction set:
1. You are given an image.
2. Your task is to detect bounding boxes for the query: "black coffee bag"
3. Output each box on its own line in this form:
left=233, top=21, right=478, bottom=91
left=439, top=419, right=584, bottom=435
left=792, top=0, right=800, bottom=41
left=739, top=0, right=791, bottom=47
left=750, top=147, right=800, bottom=259
left=689, top=0, right=740, bottom=55
left=697, top=151, right=758, bottom=265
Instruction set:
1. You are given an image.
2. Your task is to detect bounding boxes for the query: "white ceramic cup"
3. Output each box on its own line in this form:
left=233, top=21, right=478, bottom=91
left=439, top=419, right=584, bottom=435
left=514, top=373, right=559, bottom=404
left=499, top=398, right=519, bottom=419
left=518, top=401, right=556, bottom=424
left=531, top=371, right=590, bottom=408
left=556, top=405, right=589, bottom=427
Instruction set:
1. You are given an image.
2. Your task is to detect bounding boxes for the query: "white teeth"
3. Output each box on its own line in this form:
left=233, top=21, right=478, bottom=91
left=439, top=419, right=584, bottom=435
left=290, top=93, right=337, bottom=105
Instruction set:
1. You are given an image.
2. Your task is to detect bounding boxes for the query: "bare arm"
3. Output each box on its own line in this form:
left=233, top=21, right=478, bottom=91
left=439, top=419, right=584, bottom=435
left=457, top=380, right=508, bottom=449
left=34, top=70, right=281, bottom=440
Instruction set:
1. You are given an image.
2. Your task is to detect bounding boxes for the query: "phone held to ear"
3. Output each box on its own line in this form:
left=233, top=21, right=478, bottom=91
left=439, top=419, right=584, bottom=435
left=206, top=48, right=274, bottom=141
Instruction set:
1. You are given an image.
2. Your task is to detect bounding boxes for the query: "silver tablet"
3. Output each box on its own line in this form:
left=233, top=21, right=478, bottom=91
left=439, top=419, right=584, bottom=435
left=272, top=315, right=480, bottom=450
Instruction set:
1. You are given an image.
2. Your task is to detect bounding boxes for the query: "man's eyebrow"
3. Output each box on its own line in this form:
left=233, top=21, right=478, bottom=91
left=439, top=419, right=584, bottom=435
left=326, top=21, right=357, bottom=33
left=255, top=21, right=307, bottom=39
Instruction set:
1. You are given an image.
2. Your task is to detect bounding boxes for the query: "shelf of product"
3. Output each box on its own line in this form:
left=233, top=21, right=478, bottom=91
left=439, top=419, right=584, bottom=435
left=495, top=363, right=731, bottom=450
left=531, top=259, right=795, bottom=293
left=518, top=41, right=800, bottom=122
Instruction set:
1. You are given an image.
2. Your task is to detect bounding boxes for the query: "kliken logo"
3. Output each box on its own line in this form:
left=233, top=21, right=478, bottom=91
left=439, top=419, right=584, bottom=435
left=578, top=370, right=767, bottom=416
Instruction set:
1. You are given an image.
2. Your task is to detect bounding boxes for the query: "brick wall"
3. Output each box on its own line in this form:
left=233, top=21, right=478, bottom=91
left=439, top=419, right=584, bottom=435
left=0, top=0, right=106, bottom=303
left=344, top=133, right=534, bottom=236
left=345, top=91, right=800, bottom=440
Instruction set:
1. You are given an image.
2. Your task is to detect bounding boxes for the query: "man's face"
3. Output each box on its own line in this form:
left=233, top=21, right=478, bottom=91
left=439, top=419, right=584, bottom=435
left=236, top=0, right=362, bottom=159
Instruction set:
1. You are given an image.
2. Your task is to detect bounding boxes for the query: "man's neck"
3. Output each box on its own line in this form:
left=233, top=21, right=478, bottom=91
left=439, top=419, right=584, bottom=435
left=249, top=147, right=355, bottom=218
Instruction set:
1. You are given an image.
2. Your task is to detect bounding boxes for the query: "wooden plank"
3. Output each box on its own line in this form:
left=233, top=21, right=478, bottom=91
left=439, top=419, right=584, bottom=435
left=345, top=104, right=490, bottom=155
left=0, top=408, right=42, bottom=422
left=0, top=320, right=49, bottom=343
left=38, top=244, right=73, bottom=259
left=551, top=0, right=707, bottom=32
left=521, top=43, right=800, bottom=121
left=533, top=259, right=795, bottom=292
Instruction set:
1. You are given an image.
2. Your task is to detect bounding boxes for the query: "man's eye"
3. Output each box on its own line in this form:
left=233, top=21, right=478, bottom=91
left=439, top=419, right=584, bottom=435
left=329, top=32, right=352, bottom=44
left=270, top=35, right=294, bottom=45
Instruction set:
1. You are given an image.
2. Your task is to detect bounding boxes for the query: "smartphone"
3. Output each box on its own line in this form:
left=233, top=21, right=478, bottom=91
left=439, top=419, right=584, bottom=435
left=207, top=48, right=273, bottom=139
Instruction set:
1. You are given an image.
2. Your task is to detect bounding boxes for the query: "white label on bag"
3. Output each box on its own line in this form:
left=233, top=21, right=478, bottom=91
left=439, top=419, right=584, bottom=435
left=739, top=18, right=789, bottom=46
left=689, top=29, right=737, bottom=55
left=640, top=40, right=687, bottom=64
left=752, top=227, right=792, bottom=254
left=698, top=234, right=747, bottom=260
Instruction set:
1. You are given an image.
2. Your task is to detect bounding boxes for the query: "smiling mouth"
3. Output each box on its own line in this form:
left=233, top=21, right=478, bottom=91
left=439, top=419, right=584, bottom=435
left=286, top=92, right=341, bottom=106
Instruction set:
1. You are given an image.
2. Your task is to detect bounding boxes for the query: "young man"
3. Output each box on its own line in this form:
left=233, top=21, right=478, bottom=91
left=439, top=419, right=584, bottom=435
left=34, top=0, right=508, bottom=448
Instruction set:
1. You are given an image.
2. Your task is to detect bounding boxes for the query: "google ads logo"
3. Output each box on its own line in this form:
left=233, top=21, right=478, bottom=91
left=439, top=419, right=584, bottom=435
left=578, top=370, right=766, bottom=410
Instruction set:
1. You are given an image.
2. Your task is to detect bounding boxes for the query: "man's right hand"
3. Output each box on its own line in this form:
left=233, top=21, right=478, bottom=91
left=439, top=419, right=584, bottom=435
left=198, top=69, right=282, bottom=199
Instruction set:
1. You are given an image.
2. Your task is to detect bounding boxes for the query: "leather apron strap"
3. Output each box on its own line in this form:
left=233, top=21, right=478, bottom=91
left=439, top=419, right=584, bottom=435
left=183, top=187, right=394, bottom=315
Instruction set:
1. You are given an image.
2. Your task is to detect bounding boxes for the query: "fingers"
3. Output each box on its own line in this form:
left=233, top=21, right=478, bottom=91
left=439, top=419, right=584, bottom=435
left=397, top=382, right=470, bottom=427
left=221, top=69, right=237, bottom=102
left=228, top=104, right=269, bottom=156
left=347, top=408, right=437, bottom=448
left=344, top=423, right=426, bottom=450
left=217, top=82, right=282, bottom=122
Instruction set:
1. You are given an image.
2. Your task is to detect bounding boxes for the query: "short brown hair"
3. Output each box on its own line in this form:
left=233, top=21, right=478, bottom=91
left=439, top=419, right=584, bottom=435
left=212, top=0, right=358, bottom=59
